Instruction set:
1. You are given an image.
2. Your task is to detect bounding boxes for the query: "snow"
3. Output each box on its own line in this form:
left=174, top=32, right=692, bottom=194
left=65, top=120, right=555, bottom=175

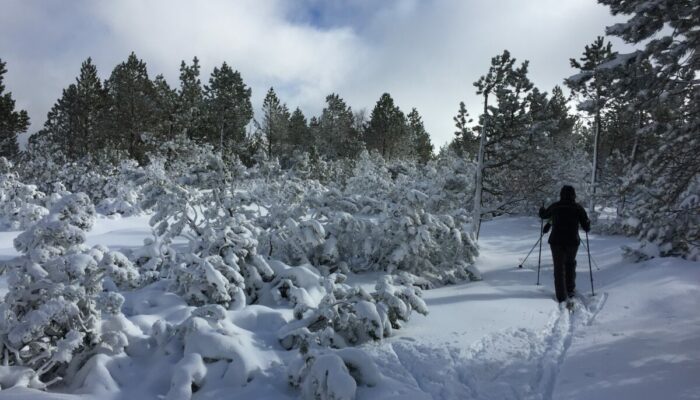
left=0, top=215, right=698, bottom=399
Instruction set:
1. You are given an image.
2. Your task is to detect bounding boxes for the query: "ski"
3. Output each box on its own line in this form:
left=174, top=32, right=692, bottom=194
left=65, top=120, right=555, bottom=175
left=566, top=299, right=575, bottom=313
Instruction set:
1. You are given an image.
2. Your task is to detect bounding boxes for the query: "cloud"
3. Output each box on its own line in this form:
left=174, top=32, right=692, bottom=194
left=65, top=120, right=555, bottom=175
left=1, top=0, right=628, bottom=149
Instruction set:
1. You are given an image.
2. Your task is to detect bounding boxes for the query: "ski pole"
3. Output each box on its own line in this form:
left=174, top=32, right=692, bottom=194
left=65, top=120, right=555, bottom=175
left=579, top=239, right=601, bottom=271
left=537, top=207, right=544, bottom=285
left=586, top=231, right=595, bottom=296
left=518, top=235, right=542, bottom=268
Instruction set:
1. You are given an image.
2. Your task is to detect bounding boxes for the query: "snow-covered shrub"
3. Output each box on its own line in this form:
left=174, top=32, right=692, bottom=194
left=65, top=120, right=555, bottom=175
left=186, top=216, right=274, bottom=305
left=57, top=161, right=113, bottom=205
left=0, top=194, right=113, bottom=386
left=373, top=273, right=429, bottom=330
left=278, top=273, right=428, bottom=350
left=96, top=160, right=146, bottom=216
left=98, top=250, right=141, bottom=290
left=0, top=365, right=47, bottom=390
left=373, top=200, right=480, bottom=284
left=170, top=254, right=246, bottom=309
left=344, top=150, right=392, bottom=199
left=178, top=152, right=229, bottom=190
left=265, top=261, right=335, bottom=318
left=167, top=353, right=206, bottom=400
left=141, top=159, right=204, bottom=242
left=0, top=161, right=49, bottom=230
left=288, top=348, right=380, bottom=400
left=153, top=304, right=266, bottom=399
left=393, top=152, right=476, bottom=216
left=291, top=187, right=480, bottom=285
left=130, top=235, right=175, bottom=282
left=265, top=218, right=327, bottom=266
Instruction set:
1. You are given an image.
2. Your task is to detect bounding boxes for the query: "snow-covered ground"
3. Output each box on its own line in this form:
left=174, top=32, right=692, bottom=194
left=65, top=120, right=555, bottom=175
left=0, top=215, right=698, bottom=399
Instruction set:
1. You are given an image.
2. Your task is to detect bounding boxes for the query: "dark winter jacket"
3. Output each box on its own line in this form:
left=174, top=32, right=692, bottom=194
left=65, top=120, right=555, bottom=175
left=539, top=187, right=590, bottom=246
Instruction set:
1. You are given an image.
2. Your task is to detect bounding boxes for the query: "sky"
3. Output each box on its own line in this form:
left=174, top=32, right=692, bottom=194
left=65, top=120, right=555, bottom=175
left=0, top=0, right=629, bottom=149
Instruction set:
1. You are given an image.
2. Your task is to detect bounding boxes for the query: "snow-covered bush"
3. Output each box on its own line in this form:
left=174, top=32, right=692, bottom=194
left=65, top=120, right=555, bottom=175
left=130, top=235, right=175, bottom=282
left=288, top=347, right=381, bottom=400
left=141, top=159, right=204, bottom=242
left=371, top=199, right=480, bottom=283
left=278, top=273, right=428, bottom=350
left=97, top=160, right=146, bottom=216
left=264, top=260, right=336, bottom=318
left=277, top=186, right=480, bottom=285
left=98, top=250, right=141, bottom=290
left=184, top=216, right=274, bottom=305
left=0, top=160, right=49, bottom=230
left=170, top=254, right=246, bottom=309
left=153, top=304, right=267, bottom=399
left=344, top=150, right=392, bottom=199
left=265, top=218, right=328, bottom=267
left=0, top=193, right=127, bottom=386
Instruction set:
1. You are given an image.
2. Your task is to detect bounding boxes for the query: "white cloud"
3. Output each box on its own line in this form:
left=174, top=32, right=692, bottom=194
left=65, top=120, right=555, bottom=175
left=1, top=0, right=629, bottom=149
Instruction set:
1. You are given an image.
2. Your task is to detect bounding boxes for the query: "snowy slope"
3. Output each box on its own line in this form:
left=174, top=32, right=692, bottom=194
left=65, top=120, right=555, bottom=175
left=0, top=215, right=697, bottom=399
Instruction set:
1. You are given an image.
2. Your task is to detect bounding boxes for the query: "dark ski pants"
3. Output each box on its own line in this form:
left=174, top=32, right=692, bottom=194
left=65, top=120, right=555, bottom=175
left=550, top=244, right=579, bottom=303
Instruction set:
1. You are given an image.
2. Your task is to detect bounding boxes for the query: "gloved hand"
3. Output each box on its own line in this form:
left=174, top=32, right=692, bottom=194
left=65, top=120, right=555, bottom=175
left=583, top=219, right=591, bottom=232
left=539, top=206, right=546, bottom=217
left=543, top=223, right=551, bottom=234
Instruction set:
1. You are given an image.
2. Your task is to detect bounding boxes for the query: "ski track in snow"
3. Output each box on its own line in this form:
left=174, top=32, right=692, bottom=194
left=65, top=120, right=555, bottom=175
left=380, top=293, right=607, bottom=400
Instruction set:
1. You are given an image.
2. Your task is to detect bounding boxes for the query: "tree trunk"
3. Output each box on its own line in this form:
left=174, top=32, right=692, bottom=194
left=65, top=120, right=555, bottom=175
left=472, top=94, right=488, bottom=240
left=589, top=107, right=600, bottom=218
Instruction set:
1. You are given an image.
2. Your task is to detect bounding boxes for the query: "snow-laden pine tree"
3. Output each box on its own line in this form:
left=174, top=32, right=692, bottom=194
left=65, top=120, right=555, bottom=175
left=0, top=193, right=124, bottom=386
left=597, top=0, right=699, bottom=260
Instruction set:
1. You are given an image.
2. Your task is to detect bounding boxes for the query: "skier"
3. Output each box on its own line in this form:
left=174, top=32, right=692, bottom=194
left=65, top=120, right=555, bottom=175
left=539, top=185, right=591, bottom=303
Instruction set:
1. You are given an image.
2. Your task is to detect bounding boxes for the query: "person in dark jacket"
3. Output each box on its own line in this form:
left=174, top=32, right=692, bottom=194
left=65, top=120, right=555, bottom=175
left=539, top=185, right=591, bottom=303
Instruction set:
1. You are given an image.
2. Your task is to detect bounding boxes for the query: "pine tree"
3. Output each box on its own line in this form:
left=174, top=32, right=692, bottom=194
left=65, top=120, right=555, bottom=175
left=152, top=74, right=178, bottom=140
left=288, top=107, right=311, bottom=154
left=44, top=84, right=81, bottom=161
left=364, top=93, right=408, bottom=159
left=0, top=59, right=30, bottom=160
left=472, top=50, right=537, bottom=237
left=546, top=86, right=577, bottom=143
left=103, top=52, right=158, bottom=164
left=176, top=57, right=205, bottom=141
left=204, top=62, right=253, bottom=155
left=565, top=36, right=615, bottom=217
left=261, top=87, right=290, bottom=159
left=35, top=58, right=107, bottom=162
left=74, top=58, right=106, bottom=157
left=471, top=50, right=514, bottom=237
left=318, top=94, right=362, bottom=159
left=451, top=101, right=477, bottom=158
left=407, top=108, right=433, bottom=163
